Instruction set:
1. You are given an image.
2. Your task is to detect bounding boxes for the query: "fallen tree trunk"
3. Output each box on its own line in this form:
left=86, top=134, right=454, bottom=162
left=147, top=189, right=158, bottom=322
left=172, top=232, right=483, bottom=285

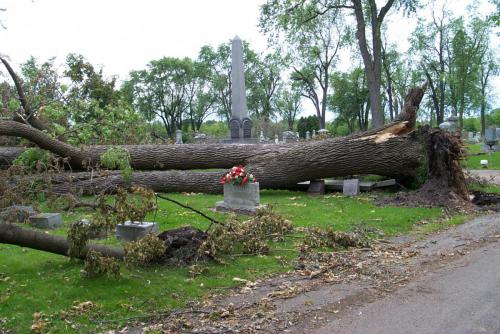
left=0, top=122, right=293, bottom=170
left=4, top=84, right=429, bottom=195
left=0, top=86, right=426, bottom=172
left=0, top=57, right=50, bottom=132
left=0, top=222, right=124, bottom=259
left=50, top=130, right=422, bottom=195
left=3, top=84, right=427, bottom=194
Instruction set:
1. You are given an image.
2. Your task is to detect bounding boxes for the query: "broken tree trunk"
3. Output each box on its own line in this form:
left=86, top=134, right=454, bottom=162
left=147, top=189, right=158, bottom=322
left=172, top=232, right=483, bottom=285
left=0, top=85, right=427, bottom=174
left=0, top=57, right=50, bottom=132
left=0, top=121, right=291, bottom=170
left=50, top=130, right=422, bottom=195
left=4, top=84, right=430, bottom=195
left=0, top=222, right=124, bottom=259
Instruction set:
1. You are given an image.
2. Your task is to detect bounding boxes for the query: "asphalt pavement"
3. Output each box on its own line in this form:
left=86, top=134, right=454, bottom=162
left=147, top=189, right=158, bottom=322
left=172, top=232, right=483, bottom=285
left=315, top=238, right=500, bottom=334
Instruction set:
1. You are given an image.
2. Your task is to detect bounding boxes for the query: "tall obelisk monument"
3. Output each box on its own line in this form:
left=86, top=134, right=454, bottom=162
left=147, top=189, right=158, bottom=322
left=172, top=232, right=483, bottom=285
left=229, top=35, right=252, bottom=140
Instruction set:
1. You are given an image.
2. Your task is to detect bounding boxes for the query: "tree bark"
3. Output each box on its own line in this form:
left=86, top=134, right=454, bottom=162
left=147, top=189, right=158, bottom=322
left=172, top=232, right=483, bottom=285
left=0, top=121, right=97, bottom=169
left=0, top=146, right=25, bottom=168
left=0, top=121, right=298, bottom=170
left=0, top=222, right=124, bottom=259
left=0, top=57, right=49, bottom=131
left=51, top=120, right=423, bottom=196
left=4, top=84, right=427, bottom=196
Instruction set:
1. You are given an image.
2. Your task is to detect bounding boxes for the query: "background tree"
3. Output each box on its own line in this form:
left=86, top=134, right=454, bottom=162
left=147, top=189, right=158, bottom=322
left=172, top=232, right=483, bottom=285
left=20, top=57, right=63, bottom=113
left=275, top=84, right=302, bottom=131
left=447, top=16, right=491, bottom=129
left=411, top=4, right=451, bottom=126
left=198, top=44, right=232, bottom=122
left=125, top=57, right=193, bottom=139
left=186, top=61, right=216, bottom=132
left=261, top=0, right=419, bottom=128
left=329, top=67, right=370, bottom=132
left=64, top=53, right=119, bottom=108
left=478, top=50, right=498, bottom=135
left=246, top=51, right=284, bottom=134
left=297, top=115, right=320, bottom=138
left=261, top=7, right=348, bottom=129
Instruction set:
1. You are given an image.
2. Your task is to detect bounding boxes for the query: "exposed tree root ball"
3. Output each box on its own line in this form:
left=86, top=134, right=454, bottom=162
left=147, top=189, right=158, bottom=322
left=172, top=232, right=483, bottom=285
left=157, top=226, right=209, bottom=265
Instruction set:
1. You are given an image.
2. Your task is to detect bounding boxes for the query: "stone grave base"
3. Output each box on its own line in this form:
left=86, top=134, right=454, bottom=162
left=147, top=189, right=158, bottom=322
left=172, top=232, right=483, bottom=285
left=481, top=144, right=500, bottom=152
left=343, top=179, right=360, bottom=196
left=80, top=219, right=108, bottom=239
left=116, top=221, right=159, bottom=242
left=29, top=213, right=63, bottom=229
left=215, top=201, right=267, bottom=215
left=222, top=138, right=259, bottom=144
left=308, top=180, right=325, bottom=196
left=0, top=205, right=35, bottom=223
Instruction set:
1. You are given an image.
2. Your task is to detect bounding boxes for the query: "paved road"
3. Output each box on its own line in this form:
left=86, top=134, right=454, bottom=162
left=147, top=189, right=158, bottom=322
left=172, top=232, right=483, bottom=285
left=129, top=214, right=500, bottom=334
left=468, top=169, right=500, bottom=185
left=315, top=240, right=500, bottom=334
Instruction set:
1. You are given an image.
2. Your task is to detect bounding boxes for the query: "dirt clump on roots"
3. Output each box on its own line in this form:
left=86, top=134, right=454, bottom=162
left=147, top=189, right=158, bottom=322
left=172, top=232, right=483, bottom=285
left=380, top=128, right=472, bottom=211
left=157, top=226, right=209, bottom=265
left=471, top=190, right=500, bottom=211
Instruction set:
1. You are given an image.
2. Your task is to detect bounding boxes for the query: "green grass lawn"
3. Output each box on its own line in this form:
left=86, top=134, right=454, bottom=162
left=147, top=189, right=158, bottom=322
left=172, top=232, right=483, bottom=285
left=1, top=190, right=447, bottom=333
left=469, top=182, right=500, bottom=194
left=462, top=144, right=500, bottom=170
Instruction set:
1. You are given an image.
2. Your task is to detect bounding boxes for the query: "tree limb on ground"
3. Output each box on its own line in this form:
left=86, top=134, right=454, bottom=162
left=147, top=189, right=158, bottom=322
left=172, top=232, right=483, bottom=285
left=0, top=222, right=124, bottom=259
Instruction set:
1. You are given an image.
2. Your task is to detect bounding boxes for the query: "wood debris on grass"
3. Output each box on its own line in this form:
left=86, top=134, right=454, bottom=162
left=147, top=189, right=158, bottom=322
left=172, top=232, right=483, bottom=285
left=130, top=238, right=420, bottom=334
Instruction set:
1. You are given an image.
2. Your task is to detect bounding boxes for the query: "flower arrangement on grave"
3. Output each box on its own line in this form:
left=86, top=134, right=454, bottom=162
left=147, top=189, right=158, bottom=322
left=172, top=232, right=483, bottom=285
left=219, top=165, right=257, bottom=186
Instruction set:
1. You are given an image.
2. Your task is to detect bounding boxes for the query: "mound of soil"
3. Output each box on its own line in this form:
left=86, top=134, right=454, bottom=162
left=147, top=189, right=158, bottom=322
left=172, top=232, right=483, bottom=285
left=379, top=128, right=471, bottom=211
left=157, top=226, right=209, bottom=265
left=471, top=190, right=500, bottom=210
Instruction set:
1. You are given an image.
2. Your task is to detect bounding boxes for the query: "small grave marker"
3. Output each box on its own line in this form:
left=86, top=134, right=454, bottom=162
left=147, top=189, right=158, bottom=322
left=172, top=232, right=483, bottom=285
left=29, top=213, right=63, bottom=229
left=116, top=221, right=159, bottom=242
left=343, top=179, right=360, bottom=196
left=243, top=119, right=252, bottom=139
left=308, top=180, right=325, bottom=196
left=175, top=129, right=183, bottom=144
left=12, top=205, right=35, bottom=222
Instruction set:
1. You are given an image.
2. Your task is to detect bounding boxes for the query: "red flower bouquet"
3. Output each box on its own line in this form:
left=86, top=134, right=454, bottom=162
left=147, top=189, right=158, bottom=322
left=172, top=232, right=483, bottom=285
left=220, top=165, right=257, bottom=186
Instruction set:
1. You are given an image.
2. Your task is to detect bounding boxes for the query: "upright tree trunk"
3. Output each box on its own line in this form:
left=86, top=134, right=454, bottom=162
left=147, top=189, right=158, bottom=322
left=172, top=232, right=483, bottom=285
left=352, top=0, right=385, bottom=129
left=480, top=99, right=486, bottom=137
left=368, top=75, right=384, bottom=127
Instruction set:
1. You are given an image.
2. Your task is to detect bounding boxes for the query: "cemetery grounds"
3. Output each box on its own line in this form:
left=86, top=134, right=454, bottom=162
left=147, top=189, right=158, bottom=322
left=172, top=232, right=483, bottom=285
left=4, top=180, right=499, bottom=333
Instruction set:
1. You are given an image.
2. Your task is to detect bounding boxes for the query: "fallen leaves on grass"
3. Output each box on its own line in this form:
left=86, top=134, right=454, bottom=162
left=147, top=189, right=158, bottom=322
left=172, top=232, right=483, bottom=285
left=30, top=312, right=47, bottom=333
left=71, top=301, right=96, bottom=314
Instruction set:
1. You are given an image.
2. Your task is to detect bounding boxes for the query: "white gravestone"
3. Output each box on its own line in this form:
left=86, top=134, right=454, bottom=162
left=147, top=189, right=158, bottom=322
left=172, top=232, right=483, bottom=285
left=343, top=179, right=360, bottom=196
left=216, top=183, right=266, bottom=215
left=175, top=129, right=183, bottom=144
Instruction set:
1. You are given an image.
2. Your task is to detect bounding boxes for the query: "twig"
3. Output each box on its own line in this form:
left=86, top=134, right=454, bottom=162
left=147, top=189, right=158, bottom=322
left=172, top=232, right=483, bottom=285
left=155, top=193, right=226, bottom=230
left=97, top=309, right=211, bottom=324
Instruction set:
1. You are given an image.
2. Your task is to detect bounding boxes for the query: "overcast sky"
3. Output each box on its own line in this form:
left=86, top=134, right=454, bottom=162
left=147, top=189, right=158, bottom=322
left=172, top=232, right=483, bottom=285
left=0, top=0, right=269, bottom=79
left=0, top=0, right=498, bottom=118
